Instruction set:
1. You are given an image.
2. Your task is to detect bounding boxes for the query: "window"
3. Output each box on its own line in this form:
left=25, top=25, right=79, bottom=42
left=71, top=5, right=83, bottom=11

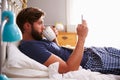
left=67, top=0, right=120, bottom=48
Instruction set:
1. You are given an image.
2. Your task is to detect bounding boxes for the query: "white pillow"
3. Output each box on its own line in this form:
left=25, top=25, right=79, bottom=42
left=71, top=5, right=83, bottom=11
left=2, top=43, right=49, bottom=78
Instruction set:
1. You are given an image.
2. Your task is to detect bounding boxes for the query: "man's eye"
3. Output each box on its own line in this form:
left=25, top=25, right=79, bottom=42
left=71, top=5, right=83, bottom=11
left=39, top=22, right=42, bottom=25
left=40, top=21, right=44, bottom=24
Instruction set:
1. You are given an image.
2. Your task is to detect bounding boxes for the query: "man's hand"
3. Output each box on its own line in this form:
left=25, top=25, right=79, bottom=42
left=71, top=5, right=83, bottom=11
left=51, top=26, right=59, bottom=37
left=51, top=26, right=59, bottom=45
left=77, top=20, right=88, bottom=41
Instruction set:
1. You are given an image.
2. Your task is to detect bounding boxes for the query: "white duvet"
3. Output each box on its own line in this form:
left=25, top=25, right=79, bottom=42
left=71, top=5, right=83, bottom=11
left=2, top=43, right=120, bottom=80
left=48, top=62, right=120, bottom=80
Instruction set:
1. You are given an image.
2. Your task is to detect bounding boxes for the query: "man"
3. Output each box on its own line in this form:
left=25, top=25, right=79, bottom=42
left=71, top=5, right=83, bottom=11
left=16, top=7, right=120, bottom=75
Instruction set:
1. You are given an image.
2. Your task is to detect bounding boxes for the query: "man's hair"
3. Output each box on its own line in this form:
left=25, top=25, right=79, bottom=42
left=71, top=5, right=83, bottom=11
left=16, top=7, right=45, bottom=33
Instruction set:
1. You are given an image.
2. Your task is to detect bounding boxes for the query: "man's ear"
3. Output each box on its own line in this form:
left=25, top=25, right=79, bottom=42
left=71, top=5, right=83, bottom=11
left=24, top=22, right=31, bottom=30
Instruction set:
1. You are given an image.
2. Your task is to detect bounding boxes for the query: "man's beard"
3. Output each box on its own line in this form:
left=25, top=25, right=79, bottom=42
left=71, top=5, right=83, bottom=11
left=31, top=26, right=43, bottom=41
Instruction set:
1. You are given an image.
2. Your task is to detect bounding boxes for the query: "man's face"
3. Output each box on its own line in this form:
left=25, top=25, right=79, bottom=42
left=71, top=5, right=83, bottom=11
left=31, top=17, right=45, bottom=40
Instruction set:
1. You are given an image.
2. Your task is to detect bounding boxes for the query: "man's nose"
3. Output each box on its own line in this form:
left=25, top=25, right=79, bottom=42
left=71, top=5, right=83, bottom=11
left=42, top=25, right=46, bottom=29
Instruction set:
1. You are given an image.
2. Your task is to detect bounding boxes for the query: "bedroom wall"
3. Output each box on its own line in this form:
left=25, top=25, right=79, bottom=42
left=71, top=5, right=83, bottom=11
left=27, top=0, right=67, bottom=27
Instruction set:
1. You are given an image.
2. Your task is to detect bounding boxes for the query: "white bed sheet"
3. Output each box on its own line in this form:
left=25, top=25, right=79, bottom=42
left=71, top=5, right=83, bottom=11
left=2, top=43, right=120, bottom=80
left=48, top=62, right=120, bottom=80
left=10, top=78, right=76, bottom=80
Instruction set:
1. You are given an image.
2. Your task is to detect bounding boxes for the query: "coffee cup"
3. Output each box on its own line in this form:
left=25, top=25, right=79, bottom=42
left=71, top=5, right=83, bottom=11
left=42, top=26, right=56, bottom=41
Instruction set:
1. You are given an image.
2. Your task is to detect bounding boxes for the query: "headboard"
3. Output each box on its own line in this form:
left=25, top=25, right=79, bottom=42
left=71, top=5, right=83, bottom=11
left=0, top=0, right=23, bottom=67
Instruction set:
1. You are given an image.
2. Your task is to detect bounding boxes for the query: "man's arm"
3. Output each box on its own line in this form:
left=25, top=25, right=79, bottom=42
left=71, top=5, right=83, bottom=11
left=44, top=20, right=88, bottom=73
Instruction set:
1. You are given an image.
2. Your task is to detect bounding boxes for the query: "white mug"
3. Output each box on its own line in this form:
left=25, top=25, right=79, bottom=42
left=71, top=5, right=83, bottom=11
left=42, top=26, right=56, bottom=41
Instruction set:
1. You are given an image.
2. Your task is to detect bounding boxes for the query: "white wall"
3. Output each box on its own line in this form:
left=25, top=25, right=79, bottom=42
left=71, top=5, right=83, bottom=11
left=27, top=0, right=67, bottom=26
left=69, top=0, right=120, bottom=48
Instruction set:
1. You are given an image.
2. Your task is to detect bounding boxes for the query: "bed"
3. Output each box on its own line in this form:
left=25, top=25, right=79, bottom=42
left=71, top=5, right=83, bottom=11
left=1, top=0, right=120, bottom=80
left=1, top=42, right=120, bottom=80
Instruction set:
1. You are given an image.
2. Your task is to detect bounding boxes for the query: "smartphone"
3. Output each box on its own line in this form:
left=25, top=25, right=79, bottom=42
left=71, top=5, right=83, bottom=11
left=81, top=14, right=83, bottom=23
